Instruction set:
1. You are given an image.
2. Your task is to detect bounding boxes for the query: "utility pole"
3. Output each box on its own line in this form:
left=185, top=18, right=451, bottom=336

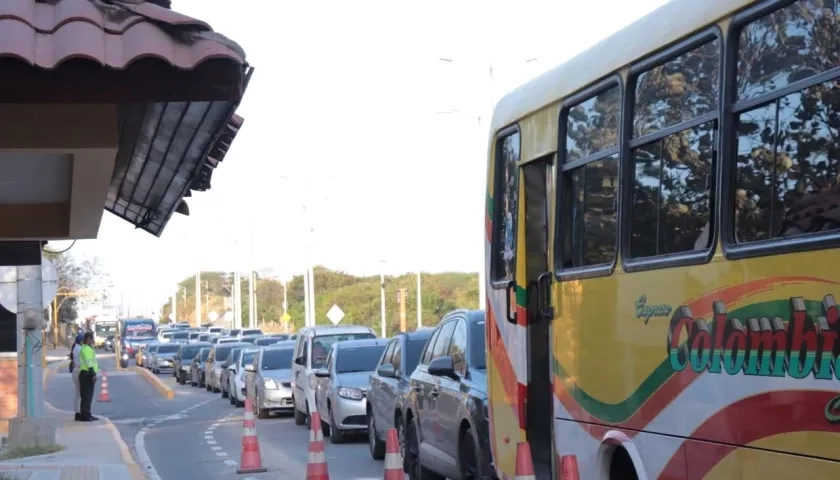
left=379, top=271, right=386, bottom=337
left=416, top=272, right=422, bottom=328
left=282, top=280, right=288, bottom=315
left=253, top=272, right=259, bottom=327
left=171, top=291, right=176, bottom=323
left=398, top=289, right=407, bottom=333
left=195, top=270, right=201, bottom=328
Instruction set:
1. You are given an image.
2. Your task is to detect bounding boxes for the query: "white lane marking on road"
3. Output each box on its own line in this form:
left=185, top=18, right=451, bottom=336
left=224, top=460, right=237, bottom=466
left=135, top=428, right=162, bottom=480
left=211, top=446, right=222, bottom=451
left=211, top=423, right=220, bottom=427
left=207, top=440, right=217, bottom=445
left=133, top=387, right=223, bottom=480
left=216, top=452, right=228, bottom=457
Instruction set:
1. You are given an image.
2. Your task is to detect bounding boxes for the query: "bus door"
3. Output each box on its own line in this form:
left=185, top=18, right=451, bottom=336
left=521, top=156, right=555, bottom=479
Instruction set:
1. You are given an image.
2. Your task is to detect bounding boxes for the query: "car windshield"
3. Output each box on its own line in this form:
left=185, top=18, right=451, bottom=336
left=405, top=338, right=429, bottom=374
left=262, top=349, right=293, bottom=370
left=214, top=346, right=235, bottom=360
left=336, top=345, right=387, bottom=374
left=172, top=332, right=189, bottom=340
left=311, top=333, right=376, bottom=366
left=162, top=333, right=174, bottom=340
left=241, top=350, right=259, bottom=365
left=157, top=345, right=180, bottom=354
left=181, top=347, right=200, bottom=358
left=242, top=329, right=263, bottom=336
left=199, top=349, right=210, bottom=360
left=469, top=320, right=486, bottom=370
left=270, top=334, right=288, bottom=340
left=254, top=338, right=275, bottom=346
left=227, top=348, right=243, bottom=364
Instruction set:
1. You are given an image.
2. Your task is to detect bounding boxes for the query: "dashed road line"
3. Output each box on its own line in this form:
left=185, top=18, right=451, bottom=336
left=135, top=397, right=216, bottom=480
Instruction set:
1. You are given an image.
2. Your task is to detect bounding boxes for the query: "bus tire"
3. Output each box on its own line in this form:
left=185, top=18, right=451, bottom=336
left=609, top=446, right=638, bottom=480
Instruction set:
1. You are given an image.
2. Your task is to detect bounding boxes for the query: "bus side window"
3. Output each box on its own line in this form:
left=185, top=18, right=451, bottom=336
left=491, top=130, right=521, bottom=283
left=559, top=82, right=621, bottom=270
left=628, top=38, right=720, bottom=260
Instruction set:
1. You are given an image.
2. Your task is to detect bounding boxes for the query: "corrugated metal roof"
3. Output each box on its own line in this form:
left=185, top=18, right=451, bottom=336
left=0, top=0, right=243, bottom=69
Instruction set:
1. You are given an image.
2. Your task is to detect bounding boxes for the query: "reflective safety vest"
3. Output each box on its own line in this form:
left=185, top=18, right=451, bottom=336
left=78, top=345, right=99, bottom=373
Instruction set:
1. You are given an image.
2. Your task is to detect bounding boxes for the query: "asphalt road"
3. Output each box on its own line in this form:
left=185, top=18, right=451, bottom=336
left=47, top=354, right=395, bottom=480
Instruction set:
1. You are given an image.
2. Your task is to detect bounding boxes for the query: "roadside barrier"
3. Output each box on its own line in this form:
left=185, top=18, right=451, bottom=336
left=383, top=428, right=401, bottom=480
left=514, top=442, right=536, bottom=480
left=98, top=371, right=111, bottom=402
left=236, top=397, right=267, bottom=474
left=559, top=455, right=580, bottom=480
left=306, top=411, right=330, bottom=480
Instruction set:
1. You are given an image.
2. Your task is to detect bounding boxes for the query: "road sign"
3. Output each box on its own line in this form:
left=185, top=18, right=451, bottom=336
left=281, top=312, right=291, bottom=323
left=168, top=313, right=175, bottom=321
left=208, top=311, right=219, bottom=322
left=326, top=304, right=344, bottom=325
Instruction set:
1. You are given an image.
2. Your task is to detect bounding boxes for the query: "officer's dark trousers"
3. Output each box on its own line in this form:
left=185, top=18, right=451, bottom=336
left=79, top=371, right=95, bottom=419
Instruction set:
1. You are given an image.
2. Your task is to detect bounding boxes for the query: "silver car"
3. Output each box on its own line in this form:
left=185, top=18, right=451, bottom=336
left=313, top=338, right=389, bottom=443
left=246, top=345, right=296, bottom=418
left=152, top=343, right=180, bottom=374
left=206, top=343, right=249, bottom=392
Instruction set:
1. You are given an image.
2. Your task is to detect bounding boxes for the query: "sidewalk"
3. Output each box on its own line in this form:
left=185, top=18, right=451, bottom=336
left=0, top=368, right=145, bottom=479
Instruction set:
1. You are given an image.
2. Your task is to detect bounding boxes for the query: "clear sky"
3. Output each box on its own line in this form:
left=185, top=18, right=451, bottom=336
left=63, top=0, right=671, bottom=314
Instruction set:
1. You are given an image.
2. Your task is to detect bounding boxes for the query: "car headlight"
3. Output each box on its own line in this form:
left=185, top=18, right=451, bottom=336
left=264, top=378, right=278, bottom=390
left=337, top=387, right=364, bottom=400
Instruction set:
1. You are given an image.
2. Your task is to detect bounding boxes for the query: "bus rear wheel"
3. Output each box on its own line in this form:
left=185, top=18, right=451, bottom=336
left=609, top=447, right=638, bottom=480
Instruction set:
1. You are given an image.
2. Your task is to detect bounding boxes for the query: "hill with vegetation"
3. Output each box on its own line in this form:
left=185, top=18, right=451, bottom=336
left=160, top=266, right=478, bottom=336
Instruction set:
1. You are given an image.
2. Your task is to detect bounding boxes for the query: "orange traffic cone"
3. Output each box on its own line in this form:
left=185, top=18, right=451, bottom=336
left=236, top=398, right=267, bottom=474
left=97, top=371, right=111, bottom=402
left=306, top=411, right=330, bottom=480
left=514, top=442, right=536, bottom=480
left=383, top=428, right=401, bottom=480
left=559, top=455, right=580, bottom=480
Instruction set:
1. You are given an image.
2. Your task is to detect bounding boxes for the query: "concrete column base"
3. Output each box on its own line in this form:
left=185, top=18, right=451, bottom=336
left=8, top=417, right=57, bottom=448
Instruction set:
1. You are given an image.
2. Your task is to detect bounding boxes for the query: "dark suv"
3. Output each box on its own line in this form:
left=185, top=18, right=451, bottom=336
left=367, top=328, right=433, bottom=460
left=403, top=310, right=493, bottom=480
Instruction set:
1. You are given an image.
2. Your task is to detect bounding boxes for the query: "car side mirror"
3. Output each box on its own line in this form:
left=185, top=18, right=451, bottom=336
left=294, top=356, right=306, bottom=366
left=313, top=368, right=330, bottom=378
left=428, top=356, right=457, bottom=379
left=376, top=364, right=397, bottom=379
left=244, top=364, right=255, bottom=373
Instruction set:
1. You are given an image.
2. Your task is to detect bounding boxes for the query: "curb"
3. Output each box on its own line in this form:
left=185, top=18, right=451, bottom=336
left=129, top=367, right=174, bottom=400
left=42, top=365, right=147, bottom=480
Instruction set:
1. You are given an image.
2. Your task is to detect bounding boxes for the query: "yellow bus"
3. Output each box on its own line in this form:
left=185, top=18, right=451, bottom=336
left=485, top=0, right=840, bottom=478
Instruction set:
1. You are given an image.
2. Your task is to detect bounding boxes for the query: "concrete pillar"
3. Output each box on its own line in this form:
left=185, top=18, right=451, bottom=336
left=16, top=264, right=43, bottom=419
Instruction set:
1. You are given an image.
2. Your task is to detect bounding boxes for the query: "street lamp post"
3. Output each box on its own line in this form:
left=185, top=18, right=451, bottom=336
left=278, top=175, right=339, bottom=328
left=195, top=269, right=201, bottom=328
left=416, top=271, right=422, bottom=328
left=437, top=56, right=537, bottom=311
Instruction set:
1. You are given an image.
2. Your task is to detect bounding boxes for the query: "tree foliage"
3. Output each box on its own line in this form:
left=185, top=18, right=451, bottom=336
left=43, top=251, right=104, bottom=323
left=160, top=266, right=478, bottom=336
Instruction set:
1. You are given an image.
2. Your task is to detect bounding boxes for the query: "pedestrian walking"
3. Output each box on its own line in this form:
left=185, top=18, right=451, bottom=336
left=77, top=332, right=99, bottom=422
left=70, top=333, right=84, bottom=421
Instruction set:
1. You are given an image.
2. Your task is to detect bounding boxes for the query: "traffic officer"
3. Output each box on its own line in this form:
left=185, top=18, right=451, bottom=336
left=70, top=333, right=84, bottom=421
left=77, top=331, right=99, bottom=421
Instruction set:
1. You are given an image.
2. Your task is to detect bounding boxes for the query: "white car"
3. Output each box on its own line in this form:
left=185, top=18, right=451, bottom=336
left=228, top=348, right=261, bottom=407
left=291, top=325, right=376, bottom=427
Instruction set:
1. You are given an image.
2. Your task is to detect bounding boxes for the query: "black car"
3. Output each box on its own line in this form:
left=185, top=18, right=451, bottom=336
left=367, top=328, right=433, bottom=460
left=403, top=310, right=492, bottom=480
left=175, top=342, right=211, bottom=384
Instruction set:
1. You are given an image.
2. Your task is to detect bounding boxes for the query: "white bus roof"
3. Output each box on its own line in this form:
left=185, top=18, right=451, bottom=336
left=490, top=0, right=754, bottom=135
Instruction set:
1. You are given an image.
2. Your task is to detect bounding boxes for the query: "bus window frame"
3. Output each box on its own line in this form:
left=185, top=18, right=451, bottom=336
left=490, top=123, right=523, bottom=291
left=554, top=75, right=624, bottom=282
left=720, top=0, right=840, bottom=261
left=619, top=26, right=723, bottom=273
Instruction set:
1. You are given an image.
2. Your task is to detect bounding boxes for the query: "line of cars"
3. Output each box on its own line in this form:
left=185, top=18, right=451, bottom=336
left=131, top=314, right=493, bottom=480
